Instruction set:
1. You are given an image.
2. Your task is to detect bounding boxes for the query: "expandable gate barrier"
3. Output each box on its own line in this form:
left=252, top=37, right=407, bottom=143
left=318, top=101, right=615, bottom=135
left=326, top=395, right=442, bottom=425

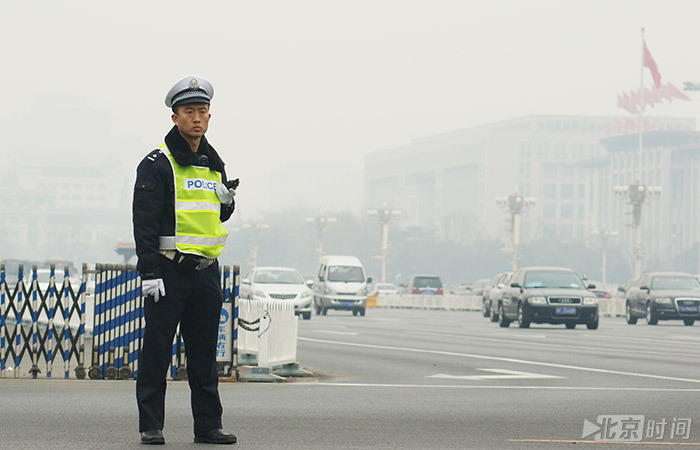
left=0, top=263, right=240, bottom=379
left=0, top=263, right=88, bottom=379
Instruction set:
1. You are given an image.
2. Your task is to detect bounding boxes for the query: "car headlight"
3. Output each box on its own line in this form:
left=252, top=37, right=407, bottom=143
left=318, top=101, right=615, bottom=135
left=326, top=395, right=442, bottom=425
left=324, top=286, right=335, bottom=295
left=655, top=297, right=672, bottom=304
left=252, top=290, right=269, bottom=299
left=583, top=297, right=598, bottom=305
left=298, top=290, right=312, bottom=299
left=528, top=296, right=547, bottom=304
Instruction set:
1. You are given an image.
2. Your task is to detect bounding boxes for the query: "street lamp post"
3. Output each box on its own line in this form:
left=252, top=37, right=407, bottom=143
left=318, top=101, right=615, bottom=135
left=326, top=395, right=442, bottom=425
left=590, top=227, right=619, bottom=284
left=305, top=215, right=337, bottom=260
left=367, top=207, right=402, bottom=283
left=614, top=180, right=661, bottom=279
left=241, top=222, right=270, bottom=268
left=496, top=191, right=535, bottom=272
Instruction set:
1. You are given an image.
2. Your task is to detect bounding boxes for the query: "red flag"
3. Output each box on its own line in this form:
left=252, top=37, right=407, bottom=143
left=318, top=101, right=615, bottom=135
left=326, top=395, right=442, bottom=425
left=643, top=41, right=662, bottom=88
left=666, top=82, right=691, bottom=101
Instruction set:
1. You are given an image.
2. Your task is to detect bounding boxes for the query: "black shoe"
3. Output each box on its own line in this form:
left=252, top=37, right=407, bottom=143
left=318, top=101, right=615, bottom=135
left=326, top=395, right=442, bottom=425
left=194, top=429, right=237, bottom=444
left=140, top=429, right=165, bottom=445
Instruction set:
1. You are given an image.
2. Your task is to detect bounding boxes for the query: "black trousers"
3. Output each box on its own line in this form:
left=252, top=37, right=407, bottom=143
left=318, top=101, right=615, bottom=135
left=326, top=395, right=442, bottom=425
left=136, top=256, right=223, bottom=433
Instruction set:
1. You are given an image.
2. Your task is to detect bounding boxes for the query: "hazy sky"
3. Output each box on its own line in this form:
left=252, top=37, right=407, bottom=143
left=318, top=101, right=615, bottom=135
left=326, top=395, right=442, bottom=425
left=3, top=0, right=700, bottom=215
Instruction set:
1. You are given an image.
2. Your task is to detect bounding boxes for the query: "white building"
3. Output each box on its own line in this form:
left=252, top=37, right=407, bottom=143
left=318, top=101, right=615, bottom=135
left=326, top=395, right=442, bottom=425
left=587, top=130, right=700, bottom=269
left=0, top=161, right=132, bottom=266
left=365, top=115, right=694, bottom=247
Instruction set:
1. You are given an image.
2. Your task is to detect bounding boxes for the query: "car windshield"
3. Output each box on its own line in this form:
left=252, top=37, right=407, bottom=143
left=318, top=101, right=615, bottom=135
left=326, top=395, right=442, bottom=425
left=524, top=270, right=584, bottom=289
left=376, top=283, right=397, bottom=290
left=651, top=276, right=700, bottom=291
left=253, top=269, right=304, bottom=284
left=413, top=277, right=443, bottom=289
left=328, top=266, right=364, bottom=282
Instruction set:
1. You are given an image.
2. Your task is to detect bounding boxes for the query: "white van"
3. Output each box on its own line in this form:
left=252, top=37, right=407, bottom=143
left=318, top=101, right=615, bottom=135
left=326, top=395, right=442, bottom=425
left=312, top=255, right=371, bottom=316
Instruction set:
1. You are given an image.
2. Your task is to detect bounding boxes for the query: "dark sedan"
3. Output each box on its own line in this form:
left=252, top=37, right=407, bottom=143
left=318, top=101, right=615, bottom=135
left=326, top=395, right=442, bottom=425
left=497, top=266, right=599, bottom=329
left=625, top=272, right=700, bottom=326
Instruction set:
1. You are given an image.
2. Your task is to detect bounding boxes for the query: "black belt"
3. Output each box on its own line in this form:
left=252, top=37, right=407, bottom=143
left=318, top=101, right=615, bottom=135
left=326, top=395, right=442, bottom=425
left=159, top=250, right=215, bottom=271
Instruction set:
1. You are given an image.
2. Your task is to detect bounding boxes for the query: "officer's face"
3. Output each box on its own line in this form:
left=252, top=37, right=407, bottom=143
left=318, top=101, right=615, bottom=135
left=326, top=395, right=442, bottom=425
left=172, top=103, right=211, bottom=141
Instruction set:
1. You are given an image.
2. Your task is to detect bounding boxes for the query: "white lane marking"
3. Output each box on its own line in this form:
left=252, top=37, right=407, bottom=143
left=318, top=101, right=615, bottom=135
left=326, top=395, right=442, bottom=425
left=412, top=330, right=700, bottom=358
left=585, top=332, right=700, bottom=347
left=427, top=368, right=563, bottom=381
left=370, top=318, right=401, bottom=322
left=298, top=337, right=700, bottom=384
left=293, top=382, right=700, bottom=392
left=316, top=330, right=359, bottom=335
left=671, top=335, right=700, bottom=341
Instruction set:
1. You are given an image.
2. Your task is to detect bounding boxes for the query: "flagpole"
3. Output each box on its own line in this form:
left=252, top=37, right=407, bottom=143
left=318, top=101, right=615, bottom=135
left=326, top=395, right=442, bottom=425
left=633, top=27, right=645, bottom=279
left=637, top=27, right=644, bottom=181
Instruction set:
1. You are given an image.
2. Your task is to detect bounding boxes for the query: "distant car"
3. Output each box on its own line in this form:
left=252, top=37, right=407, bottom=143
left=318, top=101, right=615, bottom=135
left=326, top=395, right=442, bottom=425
left=624, top=271, right=700, bottom=326
left=472, top=278, right=490, bottom=311
left=452, top=284, right=473, bottom=295
left=498, top=266, right=599, bottom=329
left=405, top=275, right=444, bottom=295
left=586, top=280, right=612, bottom=299
left=241, top=266, right=313, bottom=320
left=486, top=272, right=512, bottom=322
left=370, top=283, right=400, bottom=296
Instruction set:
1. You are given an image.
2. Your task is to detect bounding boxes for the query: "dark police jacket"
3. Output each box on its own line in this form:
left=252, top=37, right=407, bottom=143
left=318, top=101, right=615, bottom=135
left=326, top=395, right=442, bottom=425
left=133, top=126, right=235, bottom=280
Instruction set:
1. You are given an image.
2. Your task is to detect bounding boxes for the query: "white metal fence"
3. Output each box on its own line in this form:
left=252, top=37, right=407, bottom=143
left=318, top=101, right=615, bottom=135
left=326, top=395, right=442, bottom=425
left=375, top=294, right=626, bottom=316
left=237, top=299, right=298, bottom=368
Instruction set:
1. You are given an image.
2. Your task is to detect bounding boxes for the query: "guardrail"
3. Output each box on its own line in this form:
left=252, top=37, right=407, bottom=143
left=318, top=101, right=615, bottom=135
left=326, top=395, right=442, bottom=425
left=376, top=294, right=627, bottom=317
left=377, top=294, right=482, bottom=310
left=237, top=299, right=298, bottom=368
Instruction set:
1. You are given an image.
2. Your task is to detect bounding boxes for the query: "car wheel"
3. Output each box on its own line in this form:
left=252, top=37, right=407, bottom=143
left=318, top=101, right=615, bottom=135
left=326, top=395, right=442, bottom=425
left=302, top=312, right=311, bottom=320
left=565, top=322, right=576, bottom=329
left=498, top=303, right=510, bottom=328
left=646, top=302, right=658, bottom=325
left=352, top=309, right=358, bottom=316
left=321, top=307, right=328, bottom=316
left=684, top=319, right=695, bottom=326
left=490, top=303, right=499, bottom=322
left=626, top=302, right=637, bottom=325
left=517, top=303, right=530, bottom=328
left=586, top=316, right=599, bottom=330
left=482, top=300, right=489, bottom=317
left=359, top=308, right=366, bottom=317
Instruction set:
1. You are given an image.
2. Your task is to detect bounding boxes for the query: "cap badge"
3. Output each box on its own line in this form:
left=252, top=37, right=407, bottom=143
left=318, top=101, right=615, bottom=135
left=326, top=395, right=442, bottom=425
left=189, top=78, right=199, bottom=89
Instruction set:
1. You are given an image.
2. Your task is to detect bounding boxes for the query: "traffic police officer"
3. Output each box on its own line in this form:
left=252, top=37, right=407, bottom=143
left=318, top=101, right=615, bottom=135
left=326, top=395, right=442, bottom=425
left=133, top=75, right=237, bottom=445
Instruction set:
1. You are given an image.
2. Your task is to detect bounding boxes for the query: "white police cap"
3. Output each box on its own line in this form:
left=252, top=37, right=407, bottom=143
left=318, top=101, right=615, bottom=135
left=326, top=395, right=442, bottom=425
left=165, top=75, right=214, bottom=108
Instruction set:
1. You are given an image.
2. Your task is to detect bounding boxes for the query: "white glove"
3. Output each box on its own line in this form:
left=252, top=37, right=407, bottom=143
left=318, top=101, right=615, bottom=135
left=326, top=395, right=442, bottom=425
left=142, top=278, right=166, bottom=302
left=215, top=182, right=235, bottom=205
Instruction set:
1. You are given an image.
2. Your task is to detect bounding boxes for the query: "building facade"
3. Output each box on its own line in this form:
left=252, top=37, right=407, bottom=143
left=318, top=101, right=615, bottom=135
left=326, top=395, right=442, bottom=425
left=587, top=130, right=700, bottom=270
left=0, top=161, right=133, bottom=266
left=365, top=115, right=695, bottom=249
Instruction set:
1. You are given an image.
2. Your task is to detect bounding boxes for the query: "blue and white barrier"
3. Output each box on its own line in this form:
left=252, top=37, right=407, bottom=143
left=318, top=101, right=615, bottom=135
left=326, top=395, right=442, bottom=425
left=0, top=262, right=241, bottom=379
left=0, top=264, right=87, bottom=379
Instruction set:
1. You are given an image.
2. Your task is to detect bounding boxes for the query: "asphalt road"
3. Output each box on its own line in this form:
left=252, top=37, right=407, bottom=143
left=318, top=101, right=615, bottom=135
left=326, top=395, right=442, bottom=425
left=2, top=307, right=700, bottom=449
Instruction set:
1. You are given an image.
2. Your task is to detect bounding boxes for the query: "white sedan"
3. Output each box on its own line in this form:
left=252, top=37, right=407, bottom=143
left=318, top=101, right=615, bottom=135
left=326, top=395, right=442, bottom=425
left=370, top=282, right=400, bottom=296
left=241, top=267, right=314, bottom=320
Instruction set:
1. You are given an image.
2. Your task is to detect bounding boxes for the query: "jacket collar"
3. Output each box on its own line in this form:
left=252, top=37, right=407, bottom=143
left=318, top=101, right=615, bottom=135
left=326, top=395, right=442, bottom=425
left=164, top=126, right=224, bottom=172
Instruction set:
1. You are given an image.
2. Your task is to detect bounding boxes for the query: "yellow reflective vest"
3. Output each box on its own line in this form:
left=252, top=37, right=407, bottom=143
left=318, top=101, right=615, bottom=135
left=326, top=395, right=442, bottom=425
left=160, top=144, right=228, bottom=258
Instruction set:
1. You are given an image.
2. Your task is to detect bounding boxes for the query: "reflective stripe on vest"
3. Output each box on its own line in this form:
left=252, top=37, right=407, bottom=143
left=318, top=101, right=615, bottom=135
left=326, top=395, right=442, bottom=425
left=161, top=144, right=228, bottom=258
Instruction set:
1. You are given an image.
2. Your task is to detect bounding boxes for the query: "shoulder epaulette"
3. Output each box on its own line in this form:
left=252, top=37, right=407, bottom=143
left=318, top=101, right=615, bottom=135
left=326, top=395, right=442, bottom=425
left=146, top=149, right=163, bottom=162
